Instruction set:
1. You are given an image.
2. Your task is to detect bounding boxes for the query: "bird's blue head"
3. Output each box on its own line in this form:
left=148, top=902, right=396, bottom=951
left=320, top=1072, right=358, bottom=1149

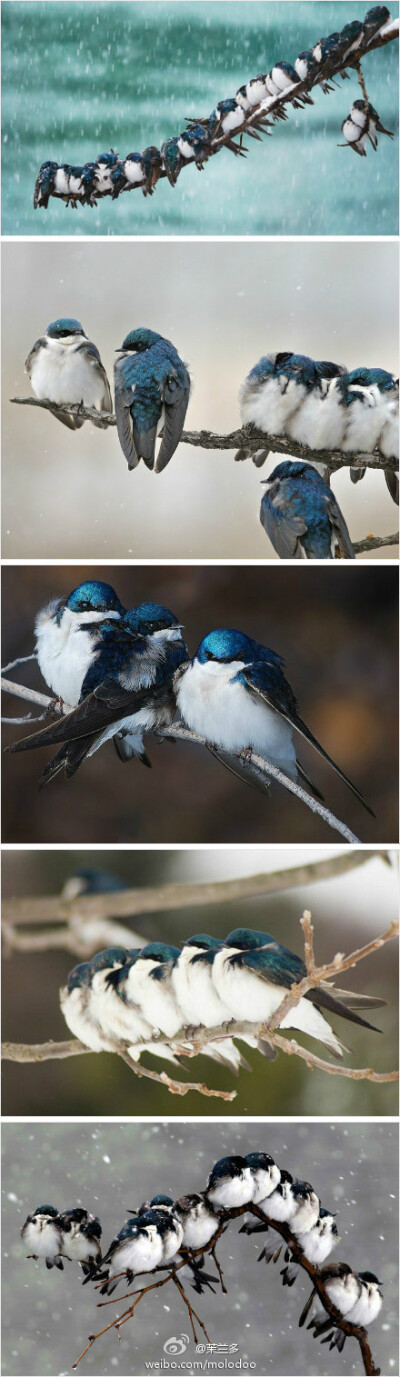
left=224, top=928, right=273, bottom=950
left=341, top=20, right=363, bottom=42
left=183, top=934, right=222, bottom=950
left=65, top=581, right=124, bottom=615
left=96, top=151, right=119, bottom=167
left=67, top=961, right=92, bottom=992
left=196, top=629, right=255, bottom=665
left=291, top=1180, right=315, bottom=1200
left=218, top=97, right=239, bottom=116
left=90, top=948, right=128, bottom=973
left=319, top=1207, right=337, bottom=1219
left=138, top=942, right=181, bottom=967
left=68, top=868, right=125, bottom=895
left=209, top=1155, right=248, bottom=1180
left=117, top=327, right=163, bottom=353
left=34, top=1204, right=59, bottom=1217
left=150, top=1195, right=174, bottom=1208
left=46, top=318, right=84, bottom=339
left=358, top=1271, right=382, bottom=1285
left=125, top=603, right=181, bottom=637
left=275, top=60, right=297, bottom=78
left=265, top=460, right=317, bottom=486
left=275, top=352, right=317, bottom=387
left=59, top=1207, right=87, bottom=1225
left=245, top=1152, right=276, bottom=1170
left=279, top=1170, right=293, bottom=1186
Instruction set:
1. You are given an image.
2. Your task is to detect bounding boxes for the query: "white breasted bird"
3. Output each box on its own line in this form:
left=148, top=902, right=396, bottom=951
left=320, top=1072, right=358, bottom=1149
left=25, top=317, right=112, bottom=429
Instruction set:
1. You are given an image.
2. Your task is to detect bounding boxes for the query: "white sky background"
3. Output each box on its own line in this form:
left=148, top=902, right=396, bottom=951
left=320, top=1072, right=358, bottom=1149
left=2, top=238, right=398, bottom=559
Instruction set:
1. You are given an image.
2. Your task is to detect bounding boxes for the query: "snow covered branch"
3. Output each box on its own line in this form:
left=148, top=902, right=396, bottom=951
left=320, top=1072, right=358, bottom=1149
left=3, top=912, right=398, bottom=1096
left=32, top=14, right=399, bottom=213
left=1, top=674, right=362, bottom=842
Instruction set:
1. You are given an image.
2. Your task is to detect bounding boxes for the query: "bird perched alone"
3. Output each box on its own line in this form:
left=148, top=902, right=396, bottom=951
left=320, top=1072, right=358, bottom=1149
left=260, top=461, right=355, bottom=559
left=114, top=327, right=190, bottom=472
left=21, top=1205, right=64, bottom=1269
left=174, top=627, right=375, bottom=814
left=25, top=318, right=112, bottom=430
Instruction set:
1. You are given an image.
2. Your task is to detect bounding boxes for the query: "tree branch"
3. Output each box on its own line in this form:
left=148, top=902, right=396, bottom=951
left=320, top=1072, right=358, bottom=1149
left=3, top=850, right=386, bottom=928
left=33, top=16, right=398, bottom=212
left=9, top=401, right=398, bottom=472
left=70, top=1196, right=384, bottom=1374
left=3, top=914, right=397, bottom=1088
left=353, top=533, right=398, bottom=552
left=1, top=675, right=362, bottom=842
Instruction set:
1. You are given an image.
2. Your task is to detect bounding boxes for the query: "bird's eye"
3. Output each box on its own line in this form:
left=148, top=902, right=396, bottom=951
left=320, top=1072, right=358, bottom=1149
left=205, top=650, right=217, bottom=661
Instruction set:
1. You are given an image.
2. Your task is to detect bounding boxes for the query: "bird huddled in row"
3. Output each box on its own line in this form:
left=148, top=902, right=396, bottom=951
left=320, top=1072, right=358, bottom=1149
left=340, top=99, right=394, bottom=156
left=20, top=1204, right=102, bottom=1274
left=7, top=579, right=375, bottom=817
left=26, top=319, right=190, bottom=472
left=237, top=351, right=399, bottom=514
left=33, top=7, right=393, bottom=209
left=260, top=461, right=355, bottom=560
left=21, top=1151, right=383, bottom=1352
left=59, top=926, right=385, bottom=1071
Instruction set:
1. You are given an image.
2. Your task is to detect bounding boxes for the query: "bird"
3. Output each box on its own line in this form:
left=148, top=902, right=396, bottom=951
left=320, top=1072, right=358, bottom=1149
left=340, top=368, right=399, bottom=503
left=33, top=161, right=59, bottom=209
left=161, top=137, right=185, bottom=186
left=58, top=1207, right=102, bottom=1276
left=93, top=151, right=120, bottom=194
left=174, top=627, right=375, bottom=815
left=299, top=1261, right=365, bottom=1333
left=211, top=927, right=384, bottom=1060
left=136, top=1198, right=184, bottom=1262
left=173, top=1192, right=221, bottom=1252
left=260, top=461, right=355, bottom=560
left=60, top=866, right=127, bottom=903
left=171, top=934, right=273, bottom=1073
left=244, top=1152, right=281, bottom=1202
left=280, top=1207, right=340, bottom=1286
left=240, top=1168, right=297, bottom=1238
left=205, top=1155, right=255, bottom=1209
left=285, top=359, right=347, bottom=451
left=177, top=125, right=213, bottom=169
left=321, top=1271, right=383, bottom=1351
left=236, top=75, right=270, bottom=110
left=237, top=353, right=347, bottom=462
left=97, top=1211, right=165, bottom=1295
left=21, top=1205, right=64, bottom=1269
left=265, top=63, right=300, bottom=96
left=341, top=100, right=394, bottom=156
left=8, top=602, right=188, bottom=783
left=33, top=579, right=124, bottom=708
left=362, top=6, right=391, bottom=39
left=60, top=947, right=131, bottom=1054
left=25, top=317, right=112, bottom=430
left=114, top=327, right=191, bottom=472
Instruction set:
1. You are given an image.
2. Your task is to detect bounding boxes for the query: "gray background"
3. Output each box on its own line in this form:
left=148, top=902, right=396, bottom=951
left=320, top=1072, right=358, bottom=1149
left=2, top=1121, right=398, bottom=1376
left=2, top=239, right=398, bottom=560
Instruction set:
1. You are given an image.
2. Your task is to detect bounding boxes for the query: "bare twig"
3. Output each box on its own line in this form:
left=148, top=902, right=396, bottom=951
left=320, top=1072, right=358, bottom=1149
left=9, top=401, right=398, bottom=474
left=1, top=653, right=37, bottom=674
left=1, top=1039, right=89, bottom=1062
left=2, top=851, right=386, bottom=928
left=353, top=533, right=398, bottom=553
left=1, top=676, right=362, bottom=842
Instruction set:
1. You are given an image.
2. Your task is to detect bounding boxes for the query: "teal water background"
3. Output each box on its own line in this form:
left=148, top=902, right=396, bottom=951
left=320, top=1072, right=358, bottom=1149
left=2, top=0, right=399, bottom=236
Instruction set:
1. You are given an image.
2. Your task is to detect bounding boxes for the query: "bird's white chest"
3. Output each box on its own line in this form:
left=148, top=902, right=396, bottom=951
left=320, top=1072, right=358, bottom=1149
left=173, top=953, right=227, bottom=1027
left=22, top=1218, right=60, bottom=1257
left=177, top=658, right=295, bottom=769
left=127, top=962, right=180, bottom=1037
left=182, top=1208, right=218, bottom=1249
left=208, top=1170, right=253, bottom=1209
left=212, top=952, right=282, bottom=1022
left=30, top=340, right=105, bottom=408
left=251, top=1164, right=281, bottom=1203
left=35, top=607, right=114, bottom=704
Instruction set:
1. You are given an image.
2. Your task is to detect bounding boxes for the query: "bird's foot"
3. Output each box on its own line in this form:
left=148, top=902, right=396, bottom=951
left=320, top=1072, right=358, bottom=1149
left=240, top=745, right=254, bottom=765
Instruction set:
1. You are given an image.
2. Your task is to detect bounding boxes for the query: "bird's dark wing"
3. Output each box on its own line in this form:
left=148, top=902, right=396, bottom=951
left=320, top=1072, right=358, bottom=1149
left=24, top=339, right=43, bottom=376
left=260, top=492, right=307, bottom=558
left=6, top=681, right=164, bottom=753
left=385, top=469, right=399, bottom=505
left=114, top=388, right=141, bottom=469
left=325, top=492, right=355, bottom=558
left=242, top=663, right=375, bottom=816
left=155, top=368, right=190, bottom=472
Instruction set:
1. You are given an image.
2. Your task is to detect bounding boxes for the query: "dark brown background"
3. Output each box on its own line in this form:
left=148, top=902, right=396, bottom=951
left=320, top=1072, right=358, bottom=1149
left=2, top=564, right=398, bottom=842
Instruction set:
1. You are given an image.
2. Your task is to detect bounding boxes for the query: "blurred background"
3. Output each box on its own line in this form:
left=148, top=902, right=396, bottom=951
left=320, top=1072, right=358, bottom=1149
left=1, top=1, right=398, bottom=236
left=2, top=564, right=398, bottom=842
left=2, top=1120, right=398, bottom=1376
left=2, top=239, right=399, bottom=560
left=2, top=846, right=398, bottom=1117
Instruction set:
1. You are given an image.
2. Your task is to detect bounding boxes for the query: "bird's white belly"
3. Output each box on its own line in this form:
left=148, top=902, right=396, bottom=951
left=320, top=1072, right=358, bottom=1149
left=342, top=396, right=383, bottom=452
left=60, top=985, right=109, bottom=1052
left=111, top=1230, right=162, bottom=1277
left=30, top=345, right=106, bottom=409
left=177, top=660, right=296, bottom=773
left=208, top=1175, right=253, bottom=1208
left=62, top=1232, right=94, bottom=1262
left=212, top=958, right=340, bottom=1052
left=240, top=376, right=305, bottom=436
left=23, top=1219, right=60, bottom=1258
left=126, top=964, right=181, bottom=1037
left=182, top=1213, right=218, bottom=1249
